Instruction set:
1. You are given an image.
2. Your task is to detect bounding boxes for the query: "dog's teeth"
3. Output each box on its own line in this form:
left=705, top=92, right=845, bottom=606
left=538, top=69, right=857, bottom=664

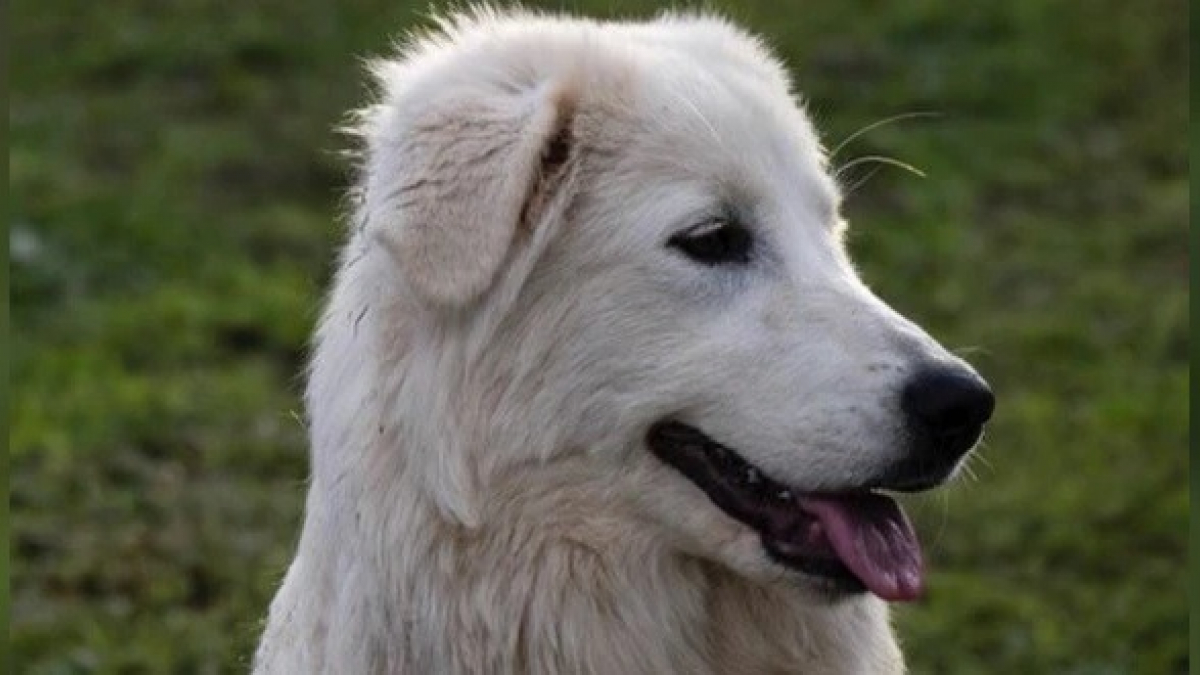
left=744, top=468, right=761, bottom=485
left=776, top=489, right=792, bottom=502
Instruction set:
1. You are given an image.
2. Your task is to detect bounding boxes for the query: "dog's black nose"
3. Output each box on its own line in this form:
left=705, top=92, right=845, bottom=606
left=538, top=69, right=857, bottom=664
left=880, top=368, right=994, bottom=492
left=901, top=368, right=994, bottom=437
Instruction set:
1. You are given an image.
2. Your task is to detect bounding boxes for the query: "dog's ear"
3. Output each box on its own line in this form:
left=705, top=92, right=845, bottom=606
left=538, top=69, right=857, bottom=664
left=363, top=81, right=576, bottom=307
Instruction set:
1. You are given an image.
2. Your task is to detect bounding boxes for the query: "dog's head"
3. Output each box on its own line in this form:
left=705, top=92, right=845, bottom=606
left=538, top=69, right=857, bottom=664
left=342, top=11, right=993, bottom=603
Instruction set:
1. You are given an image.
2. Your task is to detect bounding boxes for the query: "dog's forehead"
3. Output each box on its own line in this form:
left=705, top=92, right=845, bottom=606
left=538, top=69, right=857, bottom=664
left=586, top=67, right=839, bottom=241
left=583, top=24, right=841, bottom=229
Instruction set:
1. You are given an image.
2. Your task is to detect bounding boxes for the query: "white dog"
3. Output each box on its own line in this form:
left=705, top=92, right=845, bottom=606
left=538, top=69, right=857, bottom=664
left=255, top=8, right=993, bottom=674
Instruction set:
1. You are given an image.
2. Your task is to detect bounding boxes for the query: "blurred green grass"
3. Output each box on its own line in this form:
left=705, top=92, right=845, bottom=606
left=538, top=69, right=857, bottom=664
left=10, top=1, right=1188, bottom=672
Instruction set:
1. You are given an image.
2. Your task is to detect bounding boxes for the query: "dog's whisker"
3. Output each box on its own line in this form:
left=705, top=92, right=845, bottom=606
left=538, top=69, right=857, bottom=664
left=287, top=409, right=309, bottom=431
left=828, top=111, right=942, bottom=159
left=841, top=164, right=885, bottom=199
left=917, top=488, right=953, bottom=554
left=834, top=155, right=927, bottom=181
left=951, top=345, right=993, bottom=358
left=958, top=459, right=980, bottom=483
left=968, top=449, right=995, bottom=474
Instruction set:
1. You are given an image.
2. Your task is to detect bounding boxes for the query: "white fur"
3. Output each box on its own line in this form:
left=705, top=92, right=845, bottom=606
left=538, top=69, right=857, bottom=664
left=256, top=9, right=978, bottom=673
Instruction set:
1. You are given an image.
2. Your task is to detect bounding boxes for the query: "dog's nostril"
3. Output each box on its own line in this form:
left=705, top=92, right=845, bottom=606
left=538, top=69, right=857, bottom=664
left=901, top=368, right=995, bottom=435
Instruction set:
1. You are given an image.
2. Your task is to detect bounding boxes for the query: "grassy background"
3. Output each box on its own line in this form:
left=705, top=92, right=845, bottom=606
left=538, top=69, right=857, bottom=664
left=10, top=1, right=1188, bottom=672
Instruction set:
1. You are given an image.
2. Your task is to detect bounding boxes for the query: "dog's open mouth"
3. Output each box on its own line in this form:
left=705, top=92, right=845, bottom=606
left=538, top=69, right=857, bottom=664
left=646, top=421, right=924, bottom=602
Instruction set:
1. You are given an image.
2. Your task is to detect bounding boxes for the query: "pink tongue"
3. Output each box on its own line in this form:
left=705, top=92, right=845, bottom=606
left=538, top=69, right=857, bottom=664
left=798, top=493, right=924, bottom=602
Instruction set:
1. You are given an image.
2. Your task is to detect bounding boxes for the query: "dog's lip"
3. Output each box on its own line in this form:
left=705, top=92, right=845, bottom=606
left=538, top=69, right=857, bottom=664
left=645, top=421, right=925, bottom=602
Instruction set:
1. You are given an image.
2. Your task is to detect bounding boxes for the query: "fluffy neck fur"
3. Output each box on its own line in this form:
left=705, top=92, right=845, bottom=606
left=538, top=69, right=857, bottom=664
left=259, top=464, right=901, bottom=674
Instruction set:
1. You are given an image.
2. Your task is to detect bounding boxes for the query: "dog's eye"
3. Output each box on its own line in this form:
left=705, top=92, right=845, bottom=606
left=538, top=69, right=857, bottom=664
left=667, top=218, right=753, bottom=265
